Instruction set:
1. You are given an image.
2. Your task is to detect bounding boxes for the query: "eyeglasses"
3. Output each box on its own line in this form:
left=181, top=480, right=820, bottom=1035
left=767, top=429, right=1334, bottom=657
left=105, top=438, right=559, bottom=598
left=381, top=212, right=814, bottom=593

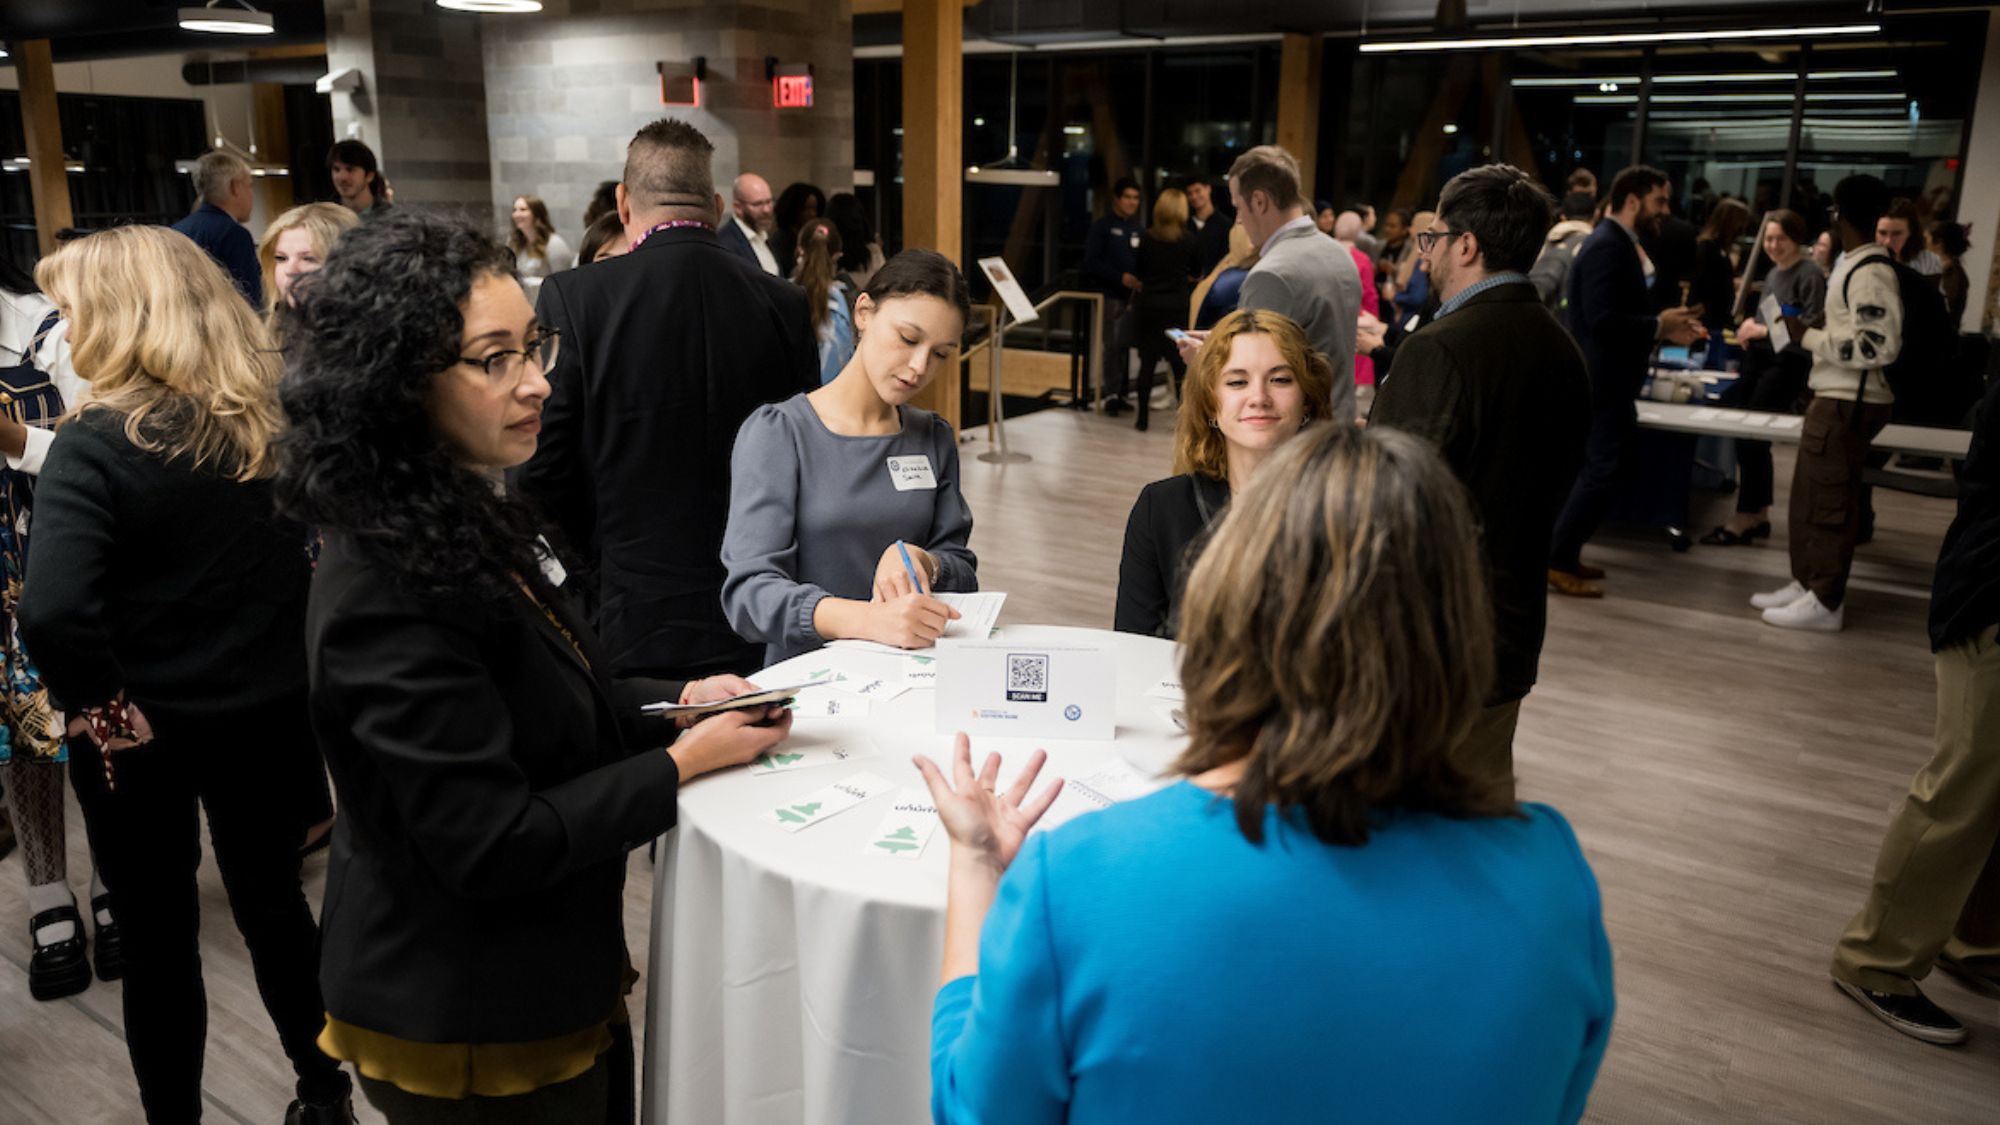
left=459, top=327, right=560, bottom=384
left=1415, top=228, right=1460, bottom=255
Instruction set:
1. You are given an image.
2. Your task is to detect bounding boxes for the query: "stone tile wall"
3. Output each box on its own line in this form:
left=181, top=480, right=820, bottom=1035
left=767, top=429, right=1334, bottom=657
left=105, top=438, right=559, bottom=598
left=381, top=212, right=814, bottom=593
left=479, top=0, right=855, bottom=255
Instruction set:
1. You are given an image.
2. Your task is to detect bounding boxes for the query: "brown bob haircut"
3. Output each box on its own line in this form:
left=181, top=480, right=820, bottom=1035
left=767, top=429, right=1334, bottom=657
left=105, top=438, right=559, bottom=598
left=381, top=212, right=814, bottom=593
left=1173, top=307, right=1335, bottom=482
left=1172, top=423, right=1516, bottom=845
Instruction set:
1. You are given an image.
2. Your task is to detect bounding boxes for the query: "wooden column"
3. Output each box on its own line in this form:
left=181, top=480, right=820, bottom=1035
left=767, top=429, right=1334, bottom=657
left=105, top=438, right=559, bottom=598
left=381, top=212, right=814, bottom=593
left=252, top=82, right=295, bottom=215
left=13, top=40, right=74, bottom=256
left=901, top=0, right=962, bottom=428
left=1275, top=33, right=1323, bottom=201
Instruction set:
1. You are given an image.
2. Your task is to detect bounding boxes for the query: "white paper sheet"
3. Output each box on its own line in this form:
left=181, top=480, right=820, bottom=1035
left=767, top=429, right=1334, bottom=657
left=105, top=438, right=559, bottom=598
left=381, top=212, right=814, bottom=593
left=765, top=771, right=895, bottom=832
left=1033, top=758, right=1160, bottom=833
left=936, top=591, right=1006, bottom=640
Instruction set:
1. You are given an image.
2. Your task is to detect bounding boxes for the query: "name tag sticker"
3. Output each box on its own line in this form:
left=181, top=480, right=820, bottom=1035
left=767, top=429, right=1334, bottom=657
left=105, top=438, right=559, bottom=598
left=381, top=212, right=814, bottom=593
left=887, top=455, right=937, bottom=491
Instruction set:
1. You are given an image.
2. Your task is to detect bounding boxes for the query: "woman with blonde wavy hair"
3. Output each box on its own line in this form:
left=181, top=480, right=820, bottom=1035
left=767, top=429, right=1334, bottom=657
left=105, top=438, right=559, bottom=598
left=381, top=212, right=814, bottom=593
left=920, top=422, right=1614, bottom=1124
left=259, top=201, right=360, bottom=319
left=17, top=225, right=354, bottom=1124
left=1113, top=307, right=1331, bottom=637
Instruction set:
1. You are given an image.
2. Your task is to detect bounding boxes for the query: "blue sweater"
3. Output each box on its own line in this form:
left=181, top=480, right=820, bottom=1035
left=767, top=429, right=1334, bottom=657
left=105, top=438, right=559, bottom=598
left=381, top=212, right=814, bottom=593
left=931, top=784, right=1614, bottom=1125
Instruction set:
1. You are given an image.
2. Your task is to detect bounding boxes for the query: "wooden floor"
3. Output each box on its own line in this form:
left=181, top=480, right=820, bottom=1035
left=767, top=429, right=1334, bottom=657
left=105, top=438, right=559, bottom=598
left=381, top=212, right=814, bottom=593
left=3, top=401, right=1997, bottom=1122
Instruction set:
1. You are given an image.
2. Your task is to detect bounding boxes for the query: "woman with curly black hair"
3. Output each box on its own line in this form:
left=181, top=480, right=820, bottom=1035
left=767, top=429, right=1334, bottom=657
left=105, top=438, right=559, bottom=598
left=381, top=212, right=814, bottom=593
left=278, top=210, right=793, bottom=1123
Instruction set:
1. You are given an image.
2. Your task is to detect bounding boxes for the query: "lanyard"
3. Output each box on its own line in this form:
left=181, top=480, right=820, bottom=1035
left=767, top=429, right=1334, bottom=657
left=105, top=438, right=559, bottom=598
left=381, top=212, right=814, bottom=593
left=630, top=219, right=711, bottom=252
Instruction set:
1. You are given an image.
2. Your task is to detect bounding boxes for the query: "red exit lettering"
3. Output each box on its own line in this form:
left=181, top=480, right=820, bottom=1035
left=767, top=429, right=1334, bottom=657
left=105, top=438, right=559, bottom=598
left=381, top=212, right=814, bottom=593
left=773, top=74, right=814, bottom=109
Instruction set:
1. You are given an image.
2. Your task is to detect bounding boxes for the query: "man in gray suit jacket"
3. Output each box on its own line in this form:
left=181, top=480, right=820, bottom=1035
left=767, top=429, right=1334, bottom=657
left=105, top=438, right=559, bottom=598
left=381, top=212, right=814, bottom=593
left=1226, top=146, right=1361, bottom=423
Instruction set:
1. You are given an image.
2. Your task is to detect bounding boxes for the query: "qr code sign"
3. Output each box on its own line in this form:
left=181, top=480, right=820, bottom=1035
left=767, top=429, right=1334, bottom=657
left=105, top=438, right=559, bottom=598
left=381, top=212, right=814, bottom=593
left=1006, top=653, right=1050, bottom=702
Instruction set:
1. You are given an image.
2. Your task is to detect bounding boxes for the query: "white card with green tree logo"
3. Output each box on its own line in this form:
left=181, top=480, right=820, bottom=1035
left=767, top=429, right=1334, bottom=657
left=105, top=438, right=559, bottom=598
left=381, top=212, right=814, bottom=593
left=766, top=771, right=894, bottom=832
left=862, top=789, right=940, bottom=859
left=788, top=694, right=871, bottom=719
left=748, top=740, right=875, bottom=775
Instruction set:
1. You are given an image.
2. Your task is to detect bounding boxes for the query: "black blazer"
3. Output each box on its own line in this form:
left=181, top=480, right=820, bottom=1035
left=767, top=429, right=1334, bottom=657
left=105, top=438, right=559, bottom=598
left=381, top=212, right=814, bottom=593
left=18, top=410, right=309, bottom=718
left=1114, top=472, right=1231, bottom=638
left=308, top=532, right=687, bottom=1044
left=1369, top=281, right=1590, bottom=703
left=1564, top=221, right=1658, bottom=401
left=514, top=226, right=817, bottom=679
left=715, top=217, right=760, bottom=270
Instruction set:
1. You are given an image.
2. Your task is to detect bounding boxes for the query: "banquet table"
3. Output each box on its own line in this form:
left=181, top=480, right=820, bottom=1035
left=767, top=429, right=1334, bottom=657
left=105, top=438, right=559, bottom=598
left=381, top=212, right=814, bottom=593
left=640, top=625, right=1186, bottom=1125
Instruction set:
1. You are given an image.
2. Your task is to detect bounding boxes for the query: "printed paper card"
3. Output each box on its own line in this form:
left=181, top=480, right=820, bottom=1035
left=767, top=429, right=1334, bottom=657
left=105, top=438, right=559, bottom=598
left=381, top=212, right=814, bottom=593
left=789, top=694, right=872, bottom=719
left=749, top=740, right=876, bottom=775
left=1147, top=676, right=1185, bottom=701
left=861, top=788, right=941, bottom=859
left=766, top=771, right=895, bottom=833
left=827, top=676, right=911, bottom=702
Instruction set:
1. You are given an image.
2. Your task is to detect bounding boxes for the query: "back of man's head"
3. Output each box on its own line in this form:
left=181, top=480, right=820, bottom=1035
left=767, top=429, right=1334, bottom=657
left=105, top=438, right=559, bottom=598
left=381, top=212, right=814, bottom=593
left=1332, top=211, right=1364, bottom=242
left=623, top=118, right=716, bottom=217
left=1226, top=146, right=1303, bottom=213
left=1559, top=190, right=1595, bottom=222
left=1437, top=164, right=1555, bottom=276
left=1833, top=174, right=1891, bottom=241
left=1605, top=165, right=1669, bottom=214
left=194, top=151, right=249, bottom=205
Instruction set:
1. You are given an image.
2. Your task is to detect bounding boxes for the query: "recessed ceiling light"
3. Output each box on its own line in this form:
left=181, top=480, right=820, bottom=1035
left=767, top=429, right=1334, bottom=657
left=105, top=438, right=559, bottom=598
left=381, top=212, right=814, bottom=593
left=177, top=1, right=276, bottom=35
left=436, top=0, right=544, bottom=11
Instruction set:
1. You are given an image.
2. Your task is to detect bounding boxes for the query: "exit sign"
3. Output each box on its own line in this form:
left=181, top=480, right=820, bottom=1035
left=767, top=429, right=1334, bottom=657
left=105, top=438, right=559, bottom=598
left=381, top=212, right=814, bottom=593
left=774, top=73, right=813, bottom=109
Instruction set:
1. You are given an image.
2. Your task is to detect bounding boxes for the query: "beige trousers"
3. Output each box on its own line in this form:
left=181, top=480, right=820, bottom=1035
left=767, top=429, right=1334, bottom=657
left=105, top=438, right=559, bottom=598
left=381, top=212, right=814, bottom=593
left=1832, top=625, right=2000, bottom=994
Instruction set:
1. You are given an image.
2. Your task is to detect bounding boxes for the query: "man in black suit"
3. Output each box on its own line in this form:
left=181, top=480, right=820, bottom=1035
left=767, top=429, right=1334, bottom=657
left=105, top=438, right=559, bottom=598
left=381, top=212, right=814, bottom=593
left=1546, top=165, right=1706, bottom=597
left=515, top=119, right=817, bottom=678
left=1185, top=176, right=1232, bottom=277
left=1369, top=164, right=1591, bottom=796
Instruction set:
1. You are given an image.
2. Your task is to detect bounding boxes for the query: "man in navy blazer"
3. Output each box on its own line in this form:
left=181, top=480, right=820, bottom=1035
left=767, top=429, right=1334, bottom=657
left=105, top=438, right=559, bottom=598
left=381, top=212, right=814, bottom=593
left=170, top=151, right=262, bottom=307
left=1546, top=166, right=1704, bottom=597
left=716, top=172, right=781, bottom=275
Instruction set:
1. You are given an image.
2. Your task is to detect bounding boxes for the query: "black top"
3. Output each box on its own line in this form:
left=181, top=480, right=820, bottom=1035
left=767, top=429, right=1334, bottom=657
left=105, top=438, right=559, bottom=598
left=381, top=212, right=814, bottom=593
left=1115, top=472, right=1231, bottom=639
left=1566, top=222, right=1658, bottom=400
left=18, top=409, right=309, bottom=717
left=513, top=226, right=817, bottom=679
left=1930, top=374, right=2000, bottom=651
left=1689, top=239, right=1737, bottom=330
left=1082, top=214, right=1142, bottom=298
left=1189, top=213, right=1233, bottom=277
left=308, top=531, right=688, bottom=1043
left=1369, top=281, right=1591, bottom=703
left=1133, top=232, right=1200, bottom=328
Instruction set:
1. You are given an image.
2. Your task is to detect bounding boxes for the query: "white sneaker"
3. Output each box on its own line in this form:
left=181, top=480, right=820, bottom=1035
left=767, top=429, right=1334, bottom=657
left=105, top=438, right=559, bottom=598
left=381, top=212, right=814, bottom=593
left=1762, top=591, right=1844, bottom=632
left=1749, top=580, right=1807, bottom=610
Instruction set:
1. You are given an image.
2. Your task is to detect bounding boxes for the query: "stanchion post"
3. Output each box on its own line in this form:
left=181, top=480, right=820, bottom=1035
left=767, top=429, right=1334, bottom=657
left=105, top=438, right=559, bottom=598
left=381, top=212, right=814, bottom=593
left=977, top=310, right=1031, bottom=464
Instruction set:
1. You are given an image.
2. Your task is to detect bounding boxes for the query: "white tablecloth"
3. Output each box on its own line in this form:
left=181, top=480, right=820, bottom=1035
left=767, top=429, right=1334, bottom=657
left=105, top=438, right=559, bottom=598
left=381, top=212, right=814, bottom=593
left=641, top=625, right=1185, bottom=1125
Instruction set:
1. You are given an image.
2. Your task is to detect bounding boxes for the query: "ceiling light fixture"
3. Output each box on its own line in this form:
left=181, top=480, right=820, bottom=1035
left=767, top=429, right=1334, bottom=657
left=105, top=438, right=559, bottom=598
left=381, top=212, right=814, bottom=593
left=177, top=0, right=276, bottom=35
left=1362, top=23, right=1880, bottom=54
left=1577, top=92, right=1906, bottom=105
left=435, top=0, right=544, bottom=12
left=1514, top=69, right=1896, bottom=88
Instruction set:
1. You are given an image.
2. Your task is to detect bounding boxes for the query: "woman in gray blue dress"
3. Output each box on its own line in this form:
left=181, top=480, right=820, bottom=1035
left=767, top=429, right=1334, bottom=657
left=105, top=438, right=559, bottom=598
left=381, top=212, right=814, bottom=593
left=723, top=251, right=978, bottom=666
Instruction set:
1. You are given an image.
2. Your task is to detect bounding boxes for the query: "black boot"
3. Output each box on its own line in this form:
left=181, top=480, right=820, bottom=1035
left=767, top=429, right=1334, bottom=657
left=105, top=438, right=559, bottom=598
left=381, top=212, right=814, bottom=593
left=284, top=1073, right=357, bottom=1125
left=28, top=905, right=91, bottom=1001
left=91, top=894, right=123, bottom=981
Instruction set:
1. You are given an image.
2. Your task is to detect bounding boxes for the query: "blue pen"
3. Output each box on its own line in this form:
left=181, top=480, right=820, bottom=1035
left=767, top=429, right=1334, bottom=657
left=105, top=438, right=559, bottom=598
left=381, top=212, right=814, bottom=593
left=895, top=539, right=926, bottom=593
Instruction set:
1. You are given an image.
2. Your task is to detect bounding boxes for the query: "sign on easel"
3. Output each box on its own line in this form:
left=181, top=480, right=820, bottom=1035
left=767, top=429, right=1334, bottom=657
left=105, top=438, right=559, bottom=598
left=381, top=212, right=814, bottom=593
left=977, top=257, right=1039, bottom=325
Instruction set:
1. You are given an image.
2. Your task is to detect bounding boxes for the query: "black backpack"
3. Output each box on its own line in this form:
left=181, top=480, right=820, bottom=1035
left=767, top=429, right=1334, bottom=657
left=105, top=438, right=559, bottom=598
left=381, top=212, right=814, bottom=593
left=1842, top=255, right=1964, bottom=425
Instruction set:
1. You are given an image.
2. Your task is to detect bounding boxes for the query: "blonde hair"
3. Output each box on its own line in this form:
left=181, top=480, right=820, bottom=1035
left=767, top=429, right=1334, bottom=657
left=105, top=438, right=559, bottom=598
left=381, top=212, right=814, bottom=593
left=1149, top=187, right=1189, bottom=243
left=1173, top=423, right=1510, bottom=844
left=257, top=202, right=359, bottom=316
left=36, top=226, right=283, bottom=481
left=1171, top=308, right=1334, bottom=481
left=1187, top=225, right=1258, bottom=326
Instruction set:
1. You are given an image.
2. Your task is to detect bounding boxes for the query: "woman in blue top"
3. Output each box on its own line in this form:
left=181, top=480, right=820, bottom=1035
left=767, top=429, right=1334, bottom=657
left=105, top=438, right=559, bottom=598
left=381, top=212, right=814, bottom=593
left=918, top=423, right=1615, bottom=1125
left=723, top=250, right=977, bottom=666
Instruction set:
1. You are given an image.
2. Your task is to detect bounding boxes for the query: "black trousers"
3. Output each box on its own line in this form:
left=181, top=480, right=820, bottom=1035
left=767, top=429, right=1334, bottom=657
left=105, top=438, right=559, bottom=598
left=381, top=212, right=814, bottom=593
left=67, top=692, right=346, bottom=1124
left=357, top=1028, right=630, bottom=1125
left=1100, top=303, right=1136, bottom=400
left=1725, top=343, right=1811, bottom=514
left=1549, top=396, right=1638, bottom=570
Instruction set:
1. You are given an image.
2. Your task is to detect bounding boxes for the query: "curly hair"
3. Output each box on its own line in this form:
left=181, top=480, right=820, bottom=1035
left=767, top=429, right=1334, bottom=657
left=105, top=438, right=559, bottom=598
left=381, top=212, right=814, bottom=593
left=1172, top=307, right=1334, bottom=481
left=275, top=209, right=552, bottom=603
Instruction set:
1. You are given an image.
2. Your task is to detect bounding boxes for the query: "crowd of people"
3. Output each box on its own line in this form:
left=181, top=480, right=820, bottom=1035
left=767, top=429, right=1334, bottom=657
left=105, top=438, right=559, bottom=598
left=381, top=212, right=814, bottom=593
left=0, top=102, right=1990, bottom=1125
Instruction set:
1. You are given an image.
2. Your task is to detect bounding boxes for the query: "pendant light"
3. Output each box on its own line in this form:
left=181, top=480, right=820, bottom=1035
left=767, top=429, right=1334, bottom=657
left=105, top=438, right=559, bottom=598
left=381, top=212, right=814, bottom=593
left=436, top=0, right=545, bottom=12
left=177, top=1, right=276, bottom=35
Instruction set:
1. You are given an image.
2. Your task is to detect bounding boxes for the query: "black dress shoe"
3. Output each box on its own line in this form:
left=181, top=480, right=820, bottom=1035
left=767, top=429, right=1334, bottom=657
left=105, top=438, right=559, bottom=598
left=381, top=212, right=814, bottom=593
left=91, top=894, right=123, bottom=982
left=28, top=905, right=91, bottom=1001
left=1747, top=520, right=1774, bottom=540
left=284, top=1091, right=357, bottom=1125
left=1699, top=525, right=1757, bottom=546
left=1833, top=978, right=1967, bottom=1045
left=1101, top=397, right=1127, bottom=417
